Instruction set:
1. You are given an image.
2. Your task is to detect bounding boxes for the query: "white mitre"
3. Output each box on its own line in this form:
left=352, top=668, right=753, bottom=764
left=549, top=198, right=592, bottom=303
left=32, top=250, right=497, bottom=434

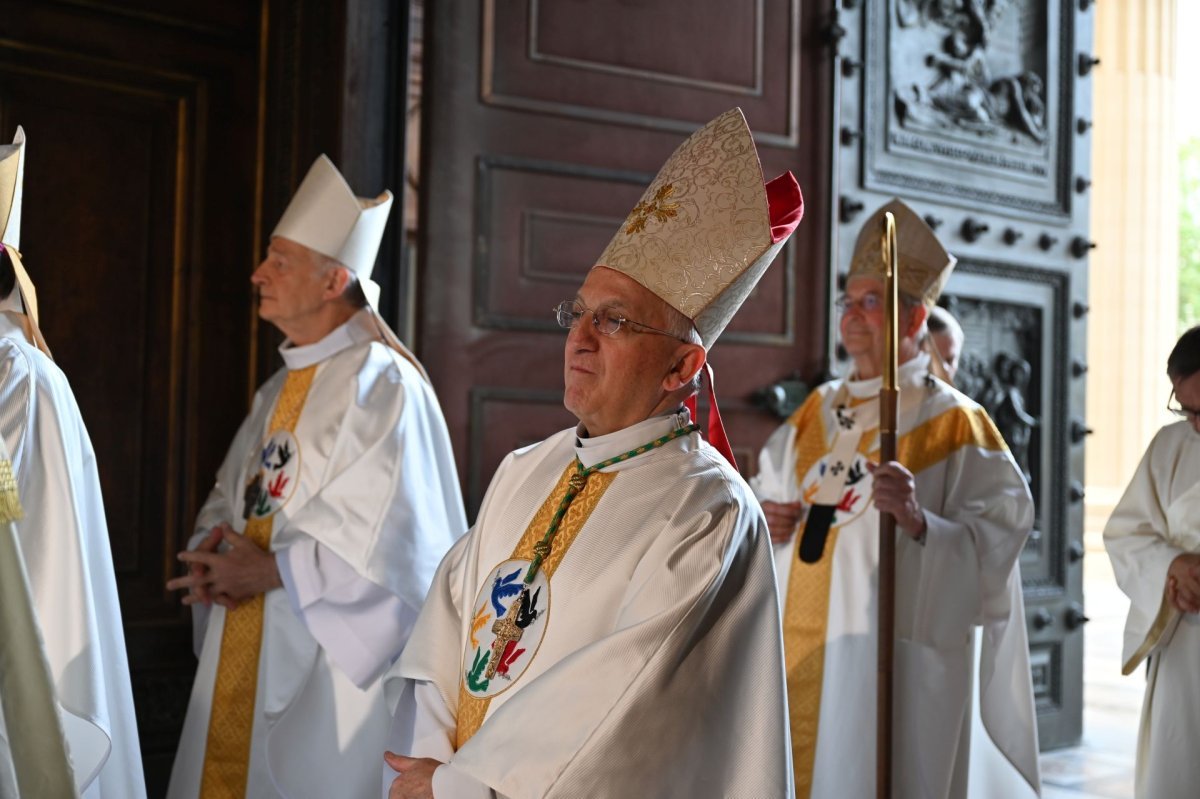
left=272, top=154, right=394, bottom=307
left=0, top=126, right=51, bottom=357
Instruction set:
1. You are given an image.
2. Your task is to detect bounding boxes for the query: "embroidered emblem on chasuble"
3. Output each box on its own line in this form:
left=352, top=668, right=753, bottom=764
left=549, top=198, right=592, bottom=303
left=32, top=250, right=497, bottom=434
left=798, top=453, right=873, bottom=527
left=242, top=430, right=301, bottom=520
left=463, top=560, right=550, bottom=698
left=454, top=463, right=618, bottom=748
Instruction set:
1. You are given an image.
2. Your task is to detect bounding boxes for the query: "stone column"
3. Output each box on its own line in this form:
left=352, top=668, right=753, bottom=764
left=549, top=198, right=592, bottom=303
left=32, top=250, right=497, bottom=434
left=1085, top=0, right=1179, bottom=535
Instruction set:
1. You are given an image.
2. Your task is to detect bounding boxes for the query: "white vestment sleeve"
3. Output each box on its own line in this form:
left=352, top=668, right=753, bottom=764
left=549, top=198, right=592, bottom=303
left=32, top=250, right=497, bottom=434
left=1103, top=430, right=1186, bottom=668
left=277, top=537, right=419, bottom=688
left=381, top=681, right=497, bottom=799
left=750, top=418, right=801, bottom=502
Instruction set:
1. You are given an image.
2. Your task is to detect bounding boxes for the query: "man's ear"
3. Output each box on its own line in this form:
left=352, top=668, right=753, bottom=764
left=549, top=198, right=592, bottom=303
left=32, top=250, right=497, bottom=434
left=324, top=264, right=352, bottom=300
left=904, top=302, right=929, bottom=340
left=662, top=342, right=707, bottom=392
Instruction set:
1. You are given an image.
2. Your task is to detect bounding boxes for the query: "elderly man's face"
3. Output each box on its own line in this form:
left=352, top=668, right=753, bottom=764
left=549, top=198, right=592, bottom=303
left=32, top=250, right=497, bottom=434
left=838, top=276, right=926, bottom=378
left=251, top=237, right=333, bottom=332
left=563, top=267, right=691, bottom=436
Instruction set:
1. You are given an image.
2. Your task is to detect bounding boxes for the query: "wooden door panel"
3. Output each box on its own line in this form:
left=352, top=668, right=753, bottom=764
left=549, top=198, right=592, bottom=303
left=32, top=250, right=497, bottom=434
left=482, top=0, right=801, bottom=144
left=474, top=155, right=651, bottom=331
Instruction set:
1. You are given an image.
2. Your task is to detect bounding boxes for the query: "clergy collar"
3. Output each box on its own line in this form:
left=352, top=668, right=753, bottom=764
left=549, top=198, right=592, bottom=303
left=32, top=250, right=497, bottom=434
left=845, top=351, right=931, bottom=399
left=574, top=408, right=692, bottom=470
left=279, top=308, right=376, bottom=370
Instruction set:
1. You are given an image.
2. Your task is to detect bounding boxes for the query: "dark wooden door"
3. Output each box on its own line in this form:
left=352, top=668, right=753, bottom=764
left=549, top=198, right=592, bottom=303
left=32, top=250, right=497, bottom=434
left=0, top=2, right=265, bottom=788
left=420, top=0, right=834, bottom=514
left=830, top=0, right=1095, bottom=748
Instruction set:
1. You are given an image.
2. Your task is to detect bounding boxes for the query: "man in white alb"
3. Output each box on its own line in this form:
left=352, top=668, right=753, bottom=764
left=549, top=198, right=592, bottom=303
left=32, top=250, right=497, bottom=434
left=1104, top=325, right=1200, bottom=799
left=383, top=107, right=804, bottom=799
left=752, top=199, right=1041, bottom=798
left=166, top=155, right=466, bottom=799
left=0, top=126, right=146, bottom=798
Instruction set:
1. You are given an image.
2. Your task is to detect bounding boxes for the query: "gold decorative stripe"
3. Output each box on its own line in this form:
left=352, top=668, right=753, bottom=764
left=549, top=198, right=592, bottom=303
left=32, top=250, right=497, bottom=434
left=784, top=400, right=833, bottom=797
left=200, top=365, right=317, bottom=798
left=891, top=403, right=1007, bottom=476
left=0, top=458, right=22, bottom=524
left=454, top=463, right=617, bottom=748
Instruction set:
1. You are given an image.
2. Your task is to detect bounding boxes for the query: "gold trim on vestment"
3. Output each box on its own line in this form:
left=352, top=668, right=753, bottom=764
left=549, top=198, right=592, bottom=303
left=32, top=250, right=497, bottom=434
left=200, top=365, right=317, bottom=798
left=783, top=392, right=1006, bottom=796
left=0, top=458, right=22, bottom=523
left=454, top=462, right=617, bottom=749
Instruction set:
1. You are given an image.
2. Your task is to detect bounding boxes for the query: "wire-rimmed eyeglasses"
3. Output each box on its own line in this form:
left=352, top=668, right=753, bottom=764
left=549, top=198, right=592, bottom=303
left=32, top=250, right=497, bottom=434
left=833, top=293, right=884, bottom=315
left=1167, top=389, right=1200, bottom=420
left=553, top=300, right=684, bottom=341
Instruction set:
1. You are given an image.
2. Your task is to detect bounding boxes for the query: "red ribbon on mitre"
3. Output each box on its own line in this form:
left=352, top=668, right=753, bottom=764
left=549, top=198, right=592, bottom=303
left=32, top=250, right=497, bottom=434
left=685, top=363, right=737, bottom=469
left=688, top=170, right=804, bottom=470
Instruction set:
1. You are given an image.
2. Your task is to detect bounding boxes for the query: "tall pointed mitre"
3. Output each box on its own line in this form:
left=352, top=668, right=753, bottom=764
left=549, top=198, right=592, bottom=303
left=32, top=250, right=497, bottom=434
left=271, top=155, right=429, bottom=381
left=0, top=126, right=52, bottom=358
left=848, top=198, right=956, bottom=305
left=273, top=154, right=394, bottom=307
left=593, top=108, right=804, bottom=349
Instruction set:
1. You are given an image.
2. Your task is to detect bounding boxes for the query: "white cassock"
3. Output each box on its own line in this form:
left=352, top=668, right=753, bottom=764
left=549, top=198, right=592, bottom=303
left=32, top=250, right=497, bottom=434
left=751, top=352, right=1040, bottom=799
left=0, top=310, right=146, bottom=798
left=1103, top=420, right=1200, bottom=799
left=167, top=309, right=466, bottom=799
left=384, top=410, right=792, bottom=799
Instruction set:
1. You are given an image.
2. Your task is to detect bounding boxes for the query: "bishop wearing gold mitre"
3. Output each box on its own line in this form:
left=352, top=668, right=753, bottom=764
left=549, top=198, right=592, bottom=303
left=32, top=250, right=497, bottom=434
left=752, top=199, right=1042, bottom=798
left=383, top=108, right=804, bottom=798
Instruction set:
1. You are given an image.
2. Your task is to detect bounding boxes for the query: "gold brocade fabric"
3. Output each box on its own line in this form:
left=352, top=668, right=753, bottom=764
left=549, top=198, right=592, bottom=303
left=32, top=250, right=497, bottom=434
left=199, top=365, right=317, bottom=798
left=783, top=392, right=1007, bottom=797
left=0, top=458, right=22, bottom=524
left=593, top=108, right=781, bottom=347
left=454, top=463, right=618, bottom=749
left=783, top=393, right=868, bottom=798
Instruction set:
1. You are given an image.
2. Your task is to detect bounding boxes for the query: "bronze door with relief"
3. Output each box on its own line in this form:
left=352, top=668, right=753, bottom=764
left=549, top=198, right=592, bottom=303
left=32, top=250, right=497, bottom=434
left=418, top=0, right=835, bottom=514
left=829, top=0, right=1094, bottom=748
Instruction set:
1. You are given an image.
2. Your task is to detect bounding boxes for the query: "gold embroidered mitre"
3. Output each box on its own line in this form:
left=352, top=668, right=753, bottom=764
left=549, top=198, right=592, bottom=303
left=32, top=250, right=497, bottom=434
left=848, top=198, right=956, bottom=305
left=593, top=108, right=803, bottom=349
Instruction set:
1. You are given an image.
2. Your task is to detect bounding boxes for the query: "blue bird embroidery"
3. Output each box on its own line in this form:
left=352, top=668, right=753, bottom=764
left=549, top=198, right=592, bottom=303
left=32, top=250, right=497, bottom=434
left=490, top=568, right=523, bottom=616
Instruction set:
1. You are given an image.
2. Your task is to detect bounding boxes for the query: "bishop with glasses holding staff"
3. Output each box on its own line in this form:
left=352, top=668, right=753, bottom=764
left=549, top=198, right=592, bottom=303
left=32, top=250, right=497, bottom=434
left=751, top=198, right=1041, bottom=798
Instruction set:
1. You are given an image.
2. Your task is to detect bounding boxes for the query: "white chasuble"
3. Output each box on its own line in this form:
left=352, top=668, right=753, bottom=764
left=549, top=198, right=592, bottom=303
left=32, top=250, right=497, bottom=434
left=387, top=412, right=792, bottom=799
left=0, top=312, right=146, bottom=799
left=168, top=309, right=466, bottom=799
left=1103, top=421, right=1200, bottom=799
left=752, top=353, right=1041, bottom=799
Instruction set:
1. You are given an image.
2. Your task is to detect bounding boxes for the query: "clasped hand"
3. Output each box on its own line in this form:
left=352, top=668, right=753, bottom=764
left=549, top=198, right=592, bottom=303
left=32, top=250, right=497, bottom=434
left=166, top=522, right=282, bottom=609
left=1166, top=553, right=1200, bottom=614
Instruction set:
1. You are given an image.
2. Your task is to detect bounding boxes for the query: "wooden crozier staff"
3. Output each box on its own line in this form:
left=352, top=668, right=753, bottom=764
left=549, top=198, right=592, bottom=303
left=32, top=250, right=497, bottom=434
left=876, top=212, right=899, bottom=799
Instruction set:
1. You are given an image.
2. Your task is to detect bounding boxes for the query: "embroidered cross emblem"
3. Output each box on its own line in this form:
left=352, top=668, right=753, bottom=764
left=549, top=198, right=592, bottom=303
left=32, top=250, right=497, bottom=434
left=836, top=406, right=855, bottom=430
left=625, top=184, right=680, bottom=235
left=829, top=461, right=845, bottom=477
left=485, top=596, right=525, bottom=679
